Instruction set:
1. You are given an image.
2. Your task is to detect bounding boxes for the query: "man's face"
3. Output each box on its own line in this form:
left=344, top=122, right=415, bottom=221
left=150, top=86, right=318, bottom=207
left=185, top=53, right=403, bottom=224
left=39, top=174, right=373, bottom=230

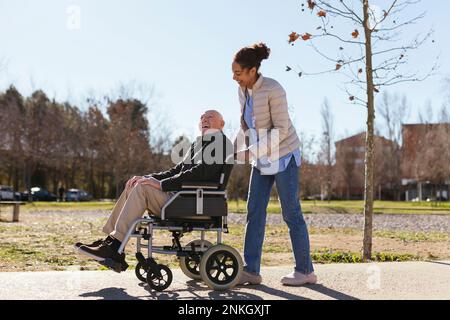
left=232, top=61, right=257, bottom=88
left=199, top=110, right=224, bottom=135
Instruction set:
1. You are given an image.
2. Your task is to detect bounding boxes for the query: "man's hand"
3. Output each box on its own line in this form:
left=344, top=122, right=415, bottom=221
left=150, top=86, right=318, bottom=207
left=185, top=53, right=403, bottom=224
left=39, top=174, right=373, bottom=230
left=135, top=176, right=162, bottom=190
left=126, top=176, right=143, bottom=189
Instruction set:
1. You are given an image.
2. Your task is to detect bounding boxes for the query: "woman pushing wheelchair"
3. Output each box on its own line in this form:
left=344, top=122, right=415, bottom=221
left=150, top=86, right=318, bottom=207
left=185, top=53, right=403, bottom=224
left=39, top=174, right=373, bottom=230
left=232, top=43, right=317, bottom=286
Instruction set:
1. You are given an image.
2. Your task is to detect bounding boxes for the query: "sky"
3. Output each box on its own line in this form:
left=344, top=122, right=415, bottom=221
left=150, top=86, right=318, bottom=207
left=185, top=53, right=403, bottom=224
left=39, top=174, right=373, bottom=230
left=0, top=0, right=448, bottom=147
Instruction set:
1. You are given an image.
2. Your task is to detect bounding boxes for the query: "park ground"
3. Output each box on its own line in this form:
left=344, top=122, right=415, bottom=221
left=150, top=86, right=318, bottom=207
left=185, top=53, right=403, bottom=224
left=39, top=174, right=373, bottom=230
left=0, top=200, right=449, bottom=272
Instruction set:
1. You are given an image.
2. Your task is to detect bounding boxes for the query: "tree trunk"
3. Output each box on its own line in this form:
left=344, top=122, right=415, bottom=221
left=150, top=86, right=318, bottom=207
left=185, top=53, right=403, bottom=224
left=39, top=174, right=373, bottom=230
left=327, top=147, right=332, bottom=202
left=24, top=161, right=33, bottom=202
left=362, top=0, right=375, bottom=262
left=100, top=172, right=105, bottom=199
left=88, top=161, right=96, bottom=199
left=7, top=166, right=12, bottom=187
left=13, top=167, right=20, bottom=192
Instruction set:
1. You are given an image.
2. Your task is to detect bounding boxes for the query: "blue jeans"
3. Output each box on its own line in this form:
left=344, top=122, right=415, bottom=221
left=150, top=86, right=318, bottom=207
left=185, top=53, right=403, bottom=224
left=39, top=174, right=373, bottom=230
left=243, top=157, right=314, bottom=275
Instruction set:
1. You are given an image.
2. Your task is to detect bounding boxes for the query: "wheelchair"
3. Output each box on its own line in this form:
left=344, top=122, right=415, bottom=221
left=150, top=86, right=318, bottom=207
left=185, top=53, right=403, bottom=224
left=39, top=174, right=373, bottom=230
left=105, top=162, right=243, bottom=292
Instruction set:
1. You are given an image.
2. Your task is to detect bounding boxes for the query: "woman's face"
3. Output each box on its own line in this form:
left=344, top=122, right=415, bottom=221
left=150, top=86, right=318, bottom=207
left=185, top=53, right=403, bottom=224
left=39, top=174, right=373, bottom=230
left=232, top=61, right=257, bottom=88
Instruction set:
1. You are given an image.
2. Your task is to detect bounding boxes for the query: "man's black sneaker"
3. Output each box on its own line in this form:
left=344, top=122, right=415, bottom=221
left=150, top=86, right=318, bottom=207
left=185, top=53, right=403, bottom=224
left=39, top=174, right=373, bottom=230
left=78, top=242, right=128, bottom=273
left=78, top=242, right=115, bottom=261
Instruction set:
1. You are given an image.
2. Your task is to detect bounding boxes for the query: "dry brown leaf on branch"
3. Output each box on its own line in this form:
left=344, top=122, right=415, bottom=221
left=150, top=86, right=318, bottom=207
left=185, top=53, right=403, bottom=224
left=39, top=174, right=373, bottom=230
left=317, top=10, right=326, bottom=18
left=307, top=0, right=316, bottom=10
left=288, top=32, right=300, bottom=44
left=335, top=64, right=342, bottom=71
left=352, top=29, right=360, bottom=38
left=302, top=33, right=312, bottom=41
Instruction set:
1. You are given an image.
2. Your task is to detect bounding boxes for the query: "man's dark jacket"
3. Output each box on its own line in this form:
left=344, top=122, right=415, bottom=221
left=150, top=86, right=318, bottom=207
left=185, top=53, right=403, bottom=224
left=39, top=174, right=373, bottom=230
left=147, top=131, right=234, bottom=192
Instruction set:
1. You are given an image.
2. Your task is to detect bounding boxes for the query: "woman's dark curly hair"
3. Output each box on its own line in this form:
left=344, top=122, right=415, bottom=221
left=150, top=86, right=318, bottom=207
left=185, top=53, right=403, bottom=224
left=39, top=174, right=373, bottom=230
left=234, top=42, right=271, bottom=71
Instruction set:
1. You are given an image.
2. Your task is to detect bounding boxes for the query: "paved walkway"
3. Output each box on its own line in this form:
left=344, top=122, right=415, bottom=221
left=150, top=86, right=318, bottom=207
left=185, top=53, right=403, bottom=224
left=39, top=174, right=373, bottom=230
left=0, top=260, right=449, bottom=300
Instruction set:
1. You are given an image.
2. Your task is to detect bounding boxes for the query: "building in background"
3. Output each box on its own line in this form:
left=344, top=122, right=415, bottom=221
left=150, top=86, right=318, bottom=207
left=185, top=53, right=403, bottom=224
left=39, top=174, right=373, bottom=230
left=401, top=123, right=450, bottom=201
left=334, top=132, right=399, bottom=200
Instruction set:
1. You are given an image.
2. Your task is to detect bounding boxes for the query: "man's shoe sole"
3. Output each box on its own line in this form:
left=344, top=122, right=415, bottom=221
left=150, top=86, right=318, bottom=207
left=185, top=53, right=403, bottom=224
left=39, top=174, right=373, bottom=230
left=99, top=258, right=129, bottom=273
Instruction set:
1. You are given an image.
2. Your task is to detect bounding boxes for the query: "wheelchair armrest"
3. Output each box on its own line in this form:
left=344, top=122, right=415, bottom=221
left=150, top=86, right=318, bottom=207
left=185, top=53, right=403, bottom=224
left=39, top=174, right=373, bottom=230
left=181, top=181, right=220, bottom=190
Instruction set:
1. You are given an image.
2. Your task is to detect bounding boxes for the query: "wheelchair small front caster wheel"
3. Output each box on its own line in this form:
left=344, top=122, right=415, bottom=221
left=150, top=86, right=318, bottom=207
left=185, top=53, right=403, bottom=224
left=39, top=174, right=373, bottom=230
left=135, top=262, right=149, bottom=283
left=147, top=264, right=173, bottom=292
left=179, top=239, right=212, bottom=280
left=199, top=244, right=243, bottom=291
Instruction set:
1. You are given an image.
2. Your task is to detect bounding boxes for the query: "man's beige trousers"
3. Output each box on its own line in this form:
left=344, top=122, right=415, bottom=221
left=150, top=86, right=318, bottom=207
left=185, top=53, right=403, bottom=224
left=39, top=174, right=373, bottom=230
left=102, top=183, right=171, bottom=242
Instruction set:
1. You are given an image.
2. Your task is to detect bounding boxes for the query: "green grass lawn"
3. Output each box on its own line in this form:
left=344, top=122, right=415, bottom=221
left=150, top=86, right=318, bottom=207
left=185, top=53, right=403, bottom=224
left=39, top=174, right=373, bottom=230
left=19, top=199, right=450, bottom=215
left=229, top=199, right=450, bottom=215
left=2, top=212, right=448, bottom=272
left=22, top=201, right=115, bottom=212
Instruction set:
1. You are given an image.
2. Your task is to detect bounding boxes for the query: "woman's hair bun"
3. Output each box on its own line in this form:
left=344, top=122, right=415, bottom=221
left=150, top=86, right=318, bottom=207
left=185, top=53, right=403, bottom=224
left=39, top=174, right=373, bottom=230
left=253, top=42, right=271, bottom=61
left=234, top=42, right=271, bottom=70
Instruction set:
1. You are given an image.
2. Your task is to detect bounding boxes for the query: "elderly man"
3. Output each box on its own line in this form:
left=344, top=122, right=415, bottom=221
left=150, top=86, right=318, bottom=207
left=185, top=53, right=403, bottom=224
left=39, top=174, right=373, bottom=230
left=75, top=110, right=233, bottom=271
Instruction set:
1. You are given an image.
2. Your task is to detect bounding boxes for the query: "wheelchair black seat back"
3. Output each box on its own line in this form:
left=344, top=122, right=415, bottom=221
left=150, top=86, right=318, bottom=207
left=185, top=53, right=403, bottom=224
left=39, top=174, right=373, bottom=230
left=106, top=157, right=243, bottom=292
left=161, top=160, right=233, bottom=221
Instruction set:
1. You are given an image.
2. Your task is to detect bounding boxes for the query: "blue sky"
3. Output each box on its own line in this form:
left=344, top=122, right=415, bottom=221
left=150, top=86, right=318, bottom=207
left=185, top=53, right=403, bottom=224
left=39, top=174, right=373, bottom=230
left=0, top=0, right=448, bottom=145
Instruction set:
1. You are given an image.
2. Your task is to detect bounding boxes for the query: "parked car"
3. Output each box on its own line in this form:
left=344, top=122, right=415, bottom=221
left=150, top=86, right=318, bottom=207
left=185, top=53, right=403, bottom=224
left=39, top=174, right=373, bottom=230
left=0, top=185, right=15, bottom=201
left=304, top=194, right=323, bottom=200
left=14, top=191, right=26, bottom=201
left=65, top=189, right=93, bottom=202
left=25, top=187, right=57, bottom=201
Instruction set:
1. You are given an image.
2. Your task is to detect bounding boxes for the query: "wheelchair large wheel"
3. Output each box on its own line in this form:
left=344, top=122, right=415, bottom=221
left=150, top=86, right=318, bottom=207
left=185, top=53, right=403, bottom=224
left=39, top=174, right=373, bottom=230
left=199, top=244, right=243, bottom=291
left=179, top=239, right=212, bottom=280
left=146, top=264, right=173, bottom=292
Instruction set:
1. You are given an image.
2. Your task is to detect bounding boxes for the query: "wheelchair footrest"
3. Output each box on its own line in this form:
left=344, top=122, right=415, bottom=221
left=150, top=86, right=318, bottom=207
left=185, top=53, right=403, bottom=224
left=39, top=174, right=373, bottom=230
left=135, top=252, right=164, bottom=278
left=135, top=252, right=147, bottom=265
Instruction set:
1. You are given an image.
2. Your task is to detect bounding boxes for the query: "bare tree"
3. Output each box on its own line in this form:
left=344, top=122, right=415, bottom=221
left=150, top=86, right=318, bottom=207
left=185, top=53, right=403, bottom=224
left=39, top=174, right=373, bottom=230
left=377, top=92, right=409, bottom=199
left=288, top=0, right=437, bottom=261
left=298, top=131, right=321, bottom=198
left=0, top=86, right=25, bottom=191
left=418, top=100, right=434, bottom=124
left=0, top=81, right=175, bottom=201
left=438, top=106, right=450, bottom=198
left=335, top=135, right=361, bottom=200
left=106, top=98, right=153, bottom=197
left=318, top=98, right=334, bottom=201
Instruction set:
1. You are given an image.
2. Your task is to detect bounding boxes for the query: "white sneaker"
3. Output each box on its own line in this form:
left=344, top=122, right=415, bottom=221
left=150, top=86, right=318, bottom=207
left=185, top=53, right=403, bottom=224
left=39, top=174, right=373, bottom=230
left=280, top=270, right=317, bottom=286
left=238, top=270, right=262, bottom=285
